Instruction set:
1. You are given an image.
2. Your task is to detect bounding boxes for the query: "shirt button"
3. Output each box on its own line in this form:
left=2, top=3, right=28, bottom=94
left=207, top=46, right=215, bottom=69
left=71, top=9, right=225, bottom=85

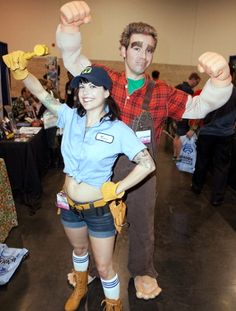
left=127, top=96, right=130, bottom=100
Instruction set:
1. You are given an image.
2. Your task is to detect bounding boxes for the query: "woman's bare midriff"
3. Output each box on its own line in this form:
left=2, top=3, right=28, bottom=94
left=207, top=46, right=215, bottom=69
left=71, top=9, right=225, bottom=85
left=63, top=175, right=103, bottom=203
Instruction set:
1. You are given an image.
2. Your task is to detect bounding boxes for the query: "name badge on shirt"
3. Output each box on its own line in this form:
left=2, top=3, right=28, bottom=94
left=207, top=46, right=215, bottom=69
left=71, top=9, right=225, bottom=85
left=136, top=130, right=151, bottom=144
left=96, top=133, right=114, bottom=144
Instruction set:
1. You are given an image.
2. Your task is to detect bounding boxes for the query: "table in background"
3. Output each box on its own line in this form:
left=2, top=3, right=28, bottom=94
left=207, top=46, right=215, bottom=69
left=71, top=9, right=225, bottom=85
left=0, top=129, right=48, bottom=211
left=0, top=158, right=18, bottom=242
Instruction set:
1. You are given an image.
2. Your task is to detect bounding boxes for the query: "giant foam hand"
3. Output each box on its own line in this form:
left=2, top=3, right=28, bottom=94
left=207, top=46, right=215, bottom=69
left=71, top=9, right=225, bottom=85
left=3, top=45, right=49, bottom=80
left=60, top=1, right=91, bottom=30
left=198, top=52, right=231, bottom=87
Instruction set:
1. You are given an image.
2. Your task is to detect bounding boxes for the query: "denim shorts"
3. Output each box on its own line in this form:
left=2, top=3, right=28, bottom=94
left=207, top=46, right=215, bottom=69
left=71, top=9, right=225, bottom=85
left=60, top=206, right=116, bottom=238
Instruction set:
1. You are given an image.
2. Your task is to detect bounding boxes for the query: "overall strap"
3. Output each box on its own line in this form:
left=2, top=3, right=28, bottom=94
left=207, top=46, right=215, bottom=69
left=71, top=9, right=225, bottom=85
left=142, top=80, right=156, bottom=111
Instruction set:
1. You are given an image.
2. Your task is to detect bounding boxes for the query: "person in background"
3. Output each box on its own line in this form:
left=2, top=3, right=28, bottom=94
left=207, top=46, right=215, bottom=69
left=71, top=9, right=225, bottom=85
left=176, top=72, right=201, bottom=95
left=56, top=1, right=232, bottom=301
left=12, top=87, right=36, bottom=122
left=151, top=70, right=160, bottom=81
left=191, top=87, right=236, bottom=206
left=173, top=72, right=201, bottom=160
left=65, top=71, right=76, bottom=107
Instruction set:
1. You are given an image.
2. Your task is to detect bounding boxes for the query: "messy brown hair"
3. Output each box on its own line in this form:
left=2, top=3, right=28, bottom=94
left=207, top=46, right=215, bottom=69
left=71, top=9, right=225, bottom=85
left=120, top=22, right=158, bottom=50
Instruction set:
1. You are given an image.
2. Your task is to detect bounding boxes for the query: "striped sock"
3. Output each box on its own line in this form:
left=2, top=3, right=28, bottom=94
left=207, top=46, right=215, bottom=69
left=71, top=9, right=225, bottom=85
left=101, top=274, right=120, bottom=300
left=72, top=251, right=89, bottom=272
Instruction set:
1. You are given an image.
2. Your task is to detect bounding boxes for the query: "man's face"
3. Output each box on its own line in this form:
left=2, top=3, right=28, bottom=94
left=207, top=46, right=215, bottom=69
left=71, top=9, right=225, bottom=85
left=121, top=33, right=155, bottom=79
left=23, top=89, right=31, bottom=99
left=189, top=78, right=200, bottom=88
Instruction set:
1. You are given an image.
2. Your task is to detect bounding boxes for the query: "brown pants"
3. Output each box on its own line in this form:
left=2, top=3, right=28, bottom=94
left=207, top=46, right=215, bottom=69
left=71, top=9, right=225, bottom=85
left=112, top=155, right=158, bottom=278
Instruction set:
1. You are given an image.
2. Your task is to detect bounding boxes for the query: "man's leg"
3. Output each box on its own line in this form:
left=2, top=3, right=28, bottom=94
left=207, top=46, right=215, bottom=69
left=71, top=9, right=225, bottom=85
left=192, top=135, right=212, bottom=193
left=211, top=135, right=233, bottom=205
left=113, top=156, right=161, bottom=299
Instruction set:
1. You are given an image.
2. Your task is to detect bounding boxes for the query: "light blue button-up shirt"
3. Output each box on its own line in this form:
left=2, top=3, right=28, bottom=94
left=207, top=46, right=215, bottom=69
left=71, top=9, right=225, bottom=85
left=57, top=104, right=146, bottom=188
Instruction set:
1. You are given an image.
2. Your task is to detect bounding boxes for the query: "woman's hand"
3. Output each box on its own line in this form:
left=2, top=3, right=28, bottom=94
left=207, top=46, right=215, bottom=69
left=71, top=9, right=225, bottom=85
left=3, top=51, right=29, bottom=80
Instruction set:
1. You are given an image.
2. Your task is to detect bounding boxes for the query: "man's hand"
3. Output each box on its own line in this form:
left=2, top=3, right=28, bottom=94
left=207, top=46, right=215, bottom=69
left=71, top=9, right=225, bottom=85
left=198, top=52, right=231, bottom=87
left=60, top=1, right=91, bottom=31
left=3, top=51, right=29, bottom=80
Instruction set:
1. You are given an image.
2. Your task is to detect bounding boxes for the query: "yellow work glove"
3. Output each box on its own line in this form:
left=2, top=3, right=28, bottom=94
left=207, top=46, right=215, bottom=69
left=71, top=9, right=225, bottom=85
left=101, top=182, right=125, bottom=202
left=109, top=200, right=127, bottom=234
left=3, top=45, right=49, bottom=80
left=3, top=50, right=29, bottom=80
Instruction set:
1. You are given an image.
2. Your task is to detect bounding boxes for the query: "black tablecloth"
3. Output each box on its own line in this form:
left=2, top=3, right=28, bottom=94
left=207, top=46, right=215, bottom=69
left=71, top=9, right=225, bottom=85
left=0, top=129, right=48, bottom=208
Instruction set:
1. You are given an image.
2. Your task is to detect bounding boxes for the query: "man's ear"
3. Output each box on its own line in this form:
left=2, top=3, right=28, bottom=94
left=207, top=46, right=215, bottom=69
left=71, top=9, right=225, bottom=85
left=120, top=46, right=126, bottom=59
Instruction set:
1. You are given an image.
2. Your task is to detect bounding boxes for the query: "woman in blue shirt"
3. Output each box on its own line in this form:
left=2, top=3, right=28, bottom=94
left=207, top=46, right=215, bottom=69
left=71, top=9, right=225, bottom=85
left=4, top=51, right=156, bottom=311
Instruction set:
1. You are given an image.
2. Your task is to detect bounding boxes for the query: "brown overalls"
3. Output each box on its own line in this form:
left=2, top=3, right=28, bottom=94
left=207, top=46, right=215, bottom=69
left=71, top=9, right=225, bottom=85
left=113, top=81, right=158, bottom=278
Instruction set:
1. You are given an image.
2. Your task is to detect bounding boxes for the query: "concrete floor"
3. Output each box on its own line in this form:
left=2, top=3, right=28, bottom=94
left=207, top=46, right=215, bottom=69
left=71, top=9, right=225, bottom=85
left=1, top=136, right=236, bottom=311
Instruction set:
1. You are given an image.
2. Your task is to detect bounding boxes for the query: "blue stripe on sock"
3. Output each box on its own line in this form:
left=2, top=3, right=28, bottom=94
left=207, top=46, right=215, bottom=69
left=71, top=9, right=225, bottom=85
left=73, top=254, right=89, bottom=263
left=102, top=279, right=120, bottom=288
left=73, top=257, right=88, bottom=263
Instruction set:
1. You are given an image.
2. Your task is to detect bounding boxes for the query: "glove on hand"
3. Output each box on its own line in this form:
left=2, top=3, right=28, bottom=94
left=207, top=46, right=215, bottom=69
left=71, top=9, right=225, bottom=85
left=3, top=51, right=29, bottom=80
left=101, top=182, right=125, bottom=202
left=3, top=45, right=48, bottom=81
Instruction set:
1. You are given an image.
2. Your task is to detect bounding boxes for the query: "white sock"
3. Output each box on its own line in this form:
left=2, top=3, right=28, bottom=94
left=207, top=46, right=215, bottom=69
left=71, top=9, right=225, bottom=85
left=101, top=274, right=120, bottom=300
left=72, top=251, right=89, bottom=272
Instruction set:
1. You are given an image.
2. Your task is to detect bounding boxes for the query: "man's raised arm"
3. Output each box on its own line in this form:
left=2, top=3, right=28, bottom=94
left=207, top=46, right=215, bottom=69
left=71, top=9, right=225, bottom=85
left=183, top=52, right=233, bottom=119
left=56, top=1, right=91, bottom=76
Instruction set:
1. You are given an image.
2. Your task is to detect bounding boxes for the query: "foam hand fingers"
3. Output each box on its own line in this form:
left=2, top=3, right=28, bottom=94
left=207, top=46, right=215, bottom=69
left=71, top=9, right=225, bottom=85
left=198, top=52, right=230, bottom=81
left=60, top=1, right=91, bottom=27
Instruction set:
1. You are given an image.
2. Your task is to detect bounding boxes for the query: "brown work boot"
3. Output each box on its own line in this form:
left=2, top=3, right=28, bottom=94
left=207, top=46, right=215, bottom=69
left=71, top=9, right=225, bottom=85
left=64, top=270, right=88, bottom=311
left=101, top=298, right=122, bottom=311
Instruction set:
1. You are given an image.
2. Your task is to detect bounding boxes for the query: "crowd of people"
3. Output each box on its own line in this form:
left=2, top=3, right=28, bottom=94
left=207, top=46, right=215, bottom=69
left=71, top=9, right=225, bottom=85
left=3, top=1, right=235, bottom=311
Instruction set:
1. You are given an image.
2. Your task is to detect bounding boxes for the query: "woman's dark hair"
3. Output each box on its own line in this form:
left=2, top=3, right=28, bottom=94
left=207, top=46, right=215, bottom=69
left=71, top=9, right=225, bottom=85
left=75, top=79, right=121, bottom=121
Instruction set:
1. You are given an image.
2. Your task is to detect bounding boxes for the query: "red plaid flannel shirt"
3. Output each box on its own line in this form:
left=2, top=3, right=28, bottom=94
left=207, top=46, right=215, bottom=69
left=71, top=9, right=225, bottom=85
left=98, top=65, right=188, bottom=143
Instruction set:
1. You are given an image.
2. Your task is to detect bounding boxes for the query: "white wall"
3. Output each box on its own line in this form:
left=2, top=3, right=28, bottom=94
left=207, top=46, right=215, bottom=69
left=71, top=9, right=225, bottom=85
left=0, top=0, right=235, bottom=66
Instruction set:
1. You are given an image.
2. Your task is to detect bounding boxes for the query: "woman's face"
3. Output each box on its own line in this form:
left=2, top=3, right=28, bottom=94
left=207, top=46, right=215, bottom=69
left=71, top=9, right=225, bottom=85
left=78, top=82, right=109, bottom=112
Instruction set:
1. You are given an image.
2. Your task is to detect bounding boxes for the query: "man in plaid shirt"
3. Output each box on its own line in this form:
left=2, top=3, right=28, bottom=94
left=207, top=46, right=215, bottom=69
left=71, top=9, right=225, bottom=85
left=57, top=1, right=233, bottom=300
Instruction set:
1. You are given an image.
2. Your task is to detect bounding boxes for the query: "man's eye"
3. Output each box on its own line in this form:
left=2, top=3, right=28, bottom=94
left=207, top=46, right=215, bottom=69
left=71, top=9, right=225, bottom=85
left=147, top=48, right=154, bottom=54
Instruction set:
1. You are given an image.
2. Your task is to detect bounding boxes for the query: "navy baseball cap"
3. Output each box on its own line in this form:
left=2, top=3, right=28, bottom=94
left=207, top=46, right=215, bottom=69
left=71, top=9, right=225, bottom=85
left=70, top=65, right=112, bottom=91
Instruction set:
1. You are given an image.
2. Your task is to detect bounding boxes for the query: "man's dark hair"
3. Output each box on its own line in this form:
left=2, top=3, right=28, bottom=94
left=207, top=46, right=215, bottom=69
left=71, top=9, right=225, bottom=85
left=152, top=70, right=160, bottom=80
left=188, top=72, right=201, bottom=81
left=21, top=87, right=27, bottom=95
